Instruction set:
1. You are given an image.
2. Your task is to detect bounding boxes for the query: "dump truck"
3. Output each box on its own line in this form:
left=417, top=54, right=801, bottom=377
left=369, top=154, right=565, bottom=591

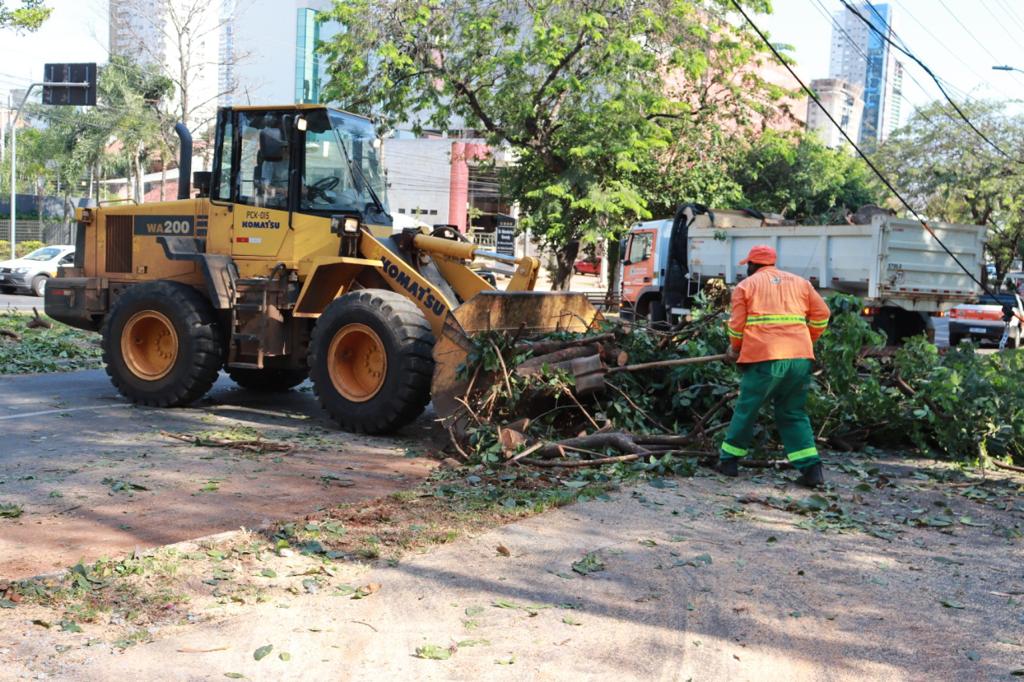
left=620, top=204, right=987, bottom=344
left=44, top=105, right=597, bottom=433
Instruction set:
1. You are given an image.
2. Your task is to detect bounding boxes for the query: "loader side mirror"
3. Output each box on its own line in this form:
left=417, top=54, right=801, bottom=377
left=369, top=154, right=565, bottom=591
left=259, top=129, right=285, bottom=162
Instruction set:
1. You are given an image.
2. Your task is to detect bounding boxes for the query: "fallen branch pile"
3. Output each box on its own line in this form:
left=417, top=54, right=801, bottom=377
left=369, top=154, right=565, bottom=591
left=447, top=294, right=1024, bottom=471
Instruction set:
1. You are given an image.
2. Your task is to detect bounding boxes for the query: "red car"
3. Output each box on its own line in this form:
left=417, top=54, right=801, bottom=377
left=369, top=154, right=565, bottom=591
left=573, top=258, right=601, bottom=276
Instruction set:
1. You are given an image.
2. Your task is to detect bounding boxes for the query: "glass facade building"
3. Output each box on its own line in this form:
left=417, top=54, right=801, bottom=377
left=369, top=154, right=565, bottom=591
left=295, top=8, right=322, bottom=103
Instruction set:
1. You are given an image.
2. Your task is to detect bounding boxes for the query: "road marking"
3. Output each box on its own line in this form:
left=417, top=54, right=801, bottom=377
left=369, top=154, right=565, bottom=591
left=0, top=403, right=131, bottom=421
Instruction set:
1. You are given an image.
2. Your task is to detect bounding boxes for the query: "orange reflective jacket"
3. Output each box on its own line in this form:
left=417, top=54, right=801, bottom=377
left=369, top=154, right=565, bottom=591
left=726, top=266, right=830, bottom=363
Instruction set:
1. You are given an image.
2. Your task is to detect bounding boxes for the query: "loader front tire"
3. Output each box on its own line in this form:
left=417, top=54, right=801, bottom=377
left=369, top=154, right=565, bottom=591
left=101, top=281, right=223, bottom=407
left=227, top=367, right=308, bottom=392
left=309, top=289, right=434, bottom=434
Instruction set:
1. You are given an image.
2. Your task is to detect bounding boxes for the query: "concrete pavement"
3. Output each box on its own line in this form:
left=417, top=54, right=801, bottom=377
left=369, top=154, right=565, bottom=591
left=0, top=369, right=437, bottom=578
left=4, top=462, right=1021, bottom=681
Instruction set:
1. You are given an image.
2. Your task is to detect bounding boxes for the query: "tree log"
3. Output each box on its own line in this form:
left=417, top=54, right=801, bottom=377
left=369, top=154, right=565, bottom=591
left=515, top=344, right=601, bottom=377
left=534, top=431, right=649, bottom=459
left=516, top=332, right=615, bottom=356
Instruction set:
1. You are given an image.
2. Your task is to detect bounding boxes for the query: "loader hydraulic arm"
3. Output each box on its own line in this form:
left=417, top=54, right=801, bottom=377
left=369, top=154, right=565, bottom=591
left=410, top=233, right=540, bottom=296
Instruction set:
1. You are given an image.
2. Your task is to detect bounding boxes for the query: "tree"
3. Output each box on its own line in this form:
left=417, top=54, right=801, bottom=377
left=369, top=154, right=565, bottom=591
left=321, top=0, right=777, bottom=289
left=27, top=58, right=173, bottom=205
left=115, top=0, right=243, bottom=135
left=732, top=129, right=881, bottom=222
left=873, top=100, right=1024, bottom=283
left=0, top=0, right=50, bottom=31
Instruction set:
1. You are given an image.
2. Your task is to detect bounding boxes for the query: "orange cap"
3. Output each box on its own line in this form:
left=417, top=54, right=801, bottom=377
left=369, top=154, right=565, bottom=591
left=740, top=245, right=777, bottom=266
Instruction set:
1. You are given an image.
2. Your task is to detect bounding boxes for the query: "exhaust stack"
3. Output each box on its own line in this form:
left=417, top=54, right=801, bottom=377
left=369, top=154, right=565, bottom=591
left=175, top=123, right=192, bottom=200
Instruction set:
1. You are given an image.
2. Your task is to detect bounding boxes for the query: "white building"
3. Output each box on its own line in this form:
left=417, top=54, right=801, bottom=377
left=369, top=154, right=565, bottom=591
left=226, top=0, right=337, bottom=106
left=108, top=0, right=229, bottom=133
left=806, top=78, right=864, bottom=149
left=827, top=2, right=904, bottom=145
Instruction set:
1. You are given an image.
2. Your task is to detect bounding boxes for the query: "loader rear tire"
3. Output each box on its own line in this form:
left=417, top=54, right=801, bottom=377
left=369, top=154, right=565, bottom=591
left=101, top=280, right=223, bottom=407
left=227, top=367, right=308, bottom=392
left=309, top=289, right=434, bottom=434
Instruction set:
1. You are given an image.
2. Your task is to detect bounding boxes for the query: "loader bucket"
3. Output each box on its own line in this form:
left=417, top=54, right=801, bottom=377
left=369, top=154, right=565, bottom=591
left=431, top=291, right=601, bottom=433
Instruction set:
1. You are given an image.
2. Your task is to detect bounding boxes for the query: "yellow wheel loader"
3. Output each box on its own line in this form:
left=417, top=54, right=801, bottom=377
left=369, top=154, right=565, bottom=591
left=44, top=105, right=598, bottom=433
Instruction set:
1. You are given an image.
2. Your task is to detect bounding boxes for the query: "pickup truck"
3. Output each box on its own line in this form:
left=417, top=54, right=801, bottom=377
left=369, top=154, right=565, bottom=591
left=620, top=204, right=988, bottom=344
left=949, top=291, right=1024, bottom=348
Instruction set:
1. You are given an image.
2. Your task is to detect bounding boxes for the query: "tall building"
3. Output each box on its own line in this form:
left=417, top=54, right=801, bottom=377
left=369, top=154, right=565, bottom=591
left=227, top=1, right=337, bottom=106
left=806, top=78, right=863, bottom=148
left=828, top=2, right=904, bottom=145
left=108, top=0, right=228, bottom=132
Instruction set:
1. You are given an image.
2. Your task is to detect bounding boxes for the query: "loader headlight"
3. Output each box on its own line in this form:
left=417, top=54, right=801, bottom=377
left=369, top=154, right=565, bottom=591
left=331, top=214, right=361, bottom=235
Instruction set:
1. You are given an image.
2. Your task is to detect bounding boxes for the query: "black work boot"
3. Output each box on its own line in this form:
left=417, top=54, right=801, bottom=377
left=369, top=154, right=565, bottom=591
left=797, top=462, right=825, bottom=489
left=718, top=457, right=739, bottom=477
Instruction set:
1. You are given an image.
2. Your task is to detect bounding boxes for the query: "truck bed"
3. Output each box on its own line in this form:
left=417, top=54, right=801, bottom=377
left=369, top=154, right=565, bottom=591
left=685, top=217, right=986, bottom=312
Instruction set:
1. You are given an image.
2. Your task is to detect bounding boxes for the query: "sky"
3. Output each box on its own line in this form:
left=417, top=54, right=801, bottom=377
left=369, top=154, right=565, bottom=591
left=0, top=0, right=108, bottom=105
left=759, top=0, right=1024, bottom=112
left=1, top=0, right=1023, bottom=113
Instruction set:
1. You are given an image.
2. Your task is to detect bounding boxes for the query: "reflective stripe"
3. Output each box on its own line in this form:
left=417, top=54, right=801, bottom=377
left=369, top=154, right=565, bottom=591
left=720, top=442, right=747, bottom=457
left=787, top=446, right=819, bottom=462
left=746, top=314, right=807, bottom=325
left=726, top=327, right=744, bottom=339
left=807, top=319, right=829, bottom=329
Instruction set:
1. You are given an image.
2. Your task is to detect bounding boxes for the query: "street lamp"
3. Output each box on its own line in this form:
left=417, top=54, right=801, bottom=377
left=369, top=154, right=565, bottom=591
left=992, top=65, right=1024, bottom=74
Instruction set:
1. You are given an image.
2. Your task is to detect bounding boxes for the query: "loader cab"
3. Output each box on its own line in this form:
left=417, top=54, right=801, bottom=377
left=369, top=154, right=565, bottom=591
left=210, top=105, right=391, bottom=226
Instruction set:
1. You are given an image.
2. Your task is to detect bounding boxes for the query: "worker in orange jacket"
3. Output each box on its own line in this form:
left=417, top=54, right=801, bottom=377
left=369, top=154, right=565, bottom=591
left=720, top=245, right=831, bottom=488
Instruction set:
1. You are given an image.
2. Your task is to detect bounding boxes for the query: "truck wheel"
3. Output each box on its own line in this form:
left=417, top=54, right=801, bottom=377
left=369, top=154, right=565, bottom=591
left=309, top=289, right=434, bottom=434
left=948, top=333, right=964, bottom=347
left=101, top=281, right=223, bottom=407
left=227, top=367, right=308, bottom=391
left=31, top=275, right=47, bottom=297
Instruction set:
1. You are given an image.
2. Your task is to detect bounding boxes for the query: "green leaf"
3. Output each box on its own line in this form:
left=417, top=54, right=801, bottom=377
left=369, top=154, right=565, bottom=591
left=253, top=644, right=273, bottom=661
left=495, top=656, right=515, bottom=665
left=224, top=674, right=245, bottom=679
left=279, top=652, right=291, bottom=662
left=940, top=599, right=966, bottom=609
left=464, top=605, right=485, bottom=617
left=0, top=503, right=24, bottom=518
left=571, top=552, right=605, bottom=575
left=686, top=553, right=713, bottom=568
left=59, top=619, right=82, bottom=633
left=415, top=644, right=451, bottom=660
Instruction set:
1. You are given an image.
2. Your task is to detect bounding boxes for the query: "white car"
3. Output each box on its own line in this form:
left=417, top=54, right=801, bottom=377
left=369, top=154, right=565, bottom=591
left=0, top=245, right=76, bottom=297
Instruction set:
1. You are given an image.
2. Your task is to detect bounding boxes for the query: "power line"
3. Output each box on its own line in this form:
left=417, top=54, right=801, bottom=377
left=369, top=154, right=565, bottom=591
left=812, top=0, right=936, bottom=127
left=989, top=0, right=1024, bottom=36
left=727, top=0, right=1010, bottom=311
left=840, top=0, right=1021, bottom=164
left=882, top=0, right=1015, bottom=101
left=978, top=0, right=1024, bottom=56
left=935, top=0, right=1024, bottom=89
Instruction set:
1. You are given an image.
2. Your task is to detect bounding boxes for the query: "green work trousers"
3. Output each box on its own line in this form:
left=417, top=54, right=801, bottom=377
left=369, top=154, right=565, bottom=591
left=719, top=358, right=820, bottom=469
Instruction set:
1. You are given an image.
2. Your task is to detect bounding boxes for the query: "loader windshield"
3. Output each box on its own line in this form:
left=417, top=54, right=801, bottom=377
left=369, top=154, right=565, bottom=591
left=301, top=109, right=390, bottom=223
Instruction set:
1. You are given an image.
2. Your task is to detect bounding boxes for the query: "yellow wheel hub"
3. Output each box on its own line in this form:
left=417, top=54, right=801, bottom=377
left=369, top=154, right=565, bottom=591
left=328, top=323, right=387, bottom=402
left=121, top=310, right=179, bottom=381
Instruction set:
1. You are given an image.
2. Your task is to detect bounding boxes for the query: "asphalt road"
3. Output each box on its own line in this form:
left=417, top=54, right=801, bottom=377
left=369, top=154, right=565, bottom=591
left=0, top=292, right=42, bottom=311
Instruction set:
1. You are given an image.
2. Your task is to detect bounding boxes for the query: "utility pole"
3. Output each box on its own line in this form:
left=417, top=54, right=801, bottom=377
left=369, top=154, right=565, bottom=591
left=7, top=63, right=95, bottom=259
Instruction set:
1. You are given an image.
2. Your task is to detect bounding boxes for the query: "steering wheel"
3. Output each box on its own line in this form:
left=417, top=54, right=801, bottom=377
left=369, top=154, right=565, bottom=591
left=307, top=176, right=340, bottom=203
